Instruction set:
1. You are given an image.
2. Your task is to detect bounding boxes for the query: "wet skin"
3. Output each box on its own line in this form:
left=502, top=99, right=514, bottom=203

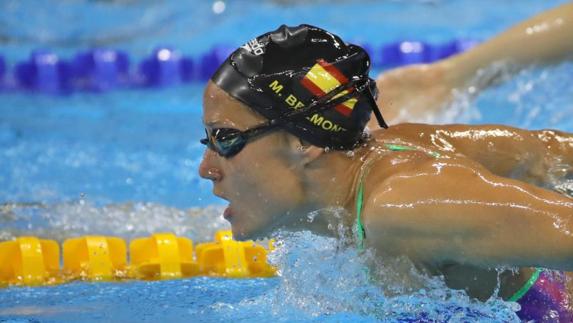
left=199, top=82, right=573, bottom=301
left=380, top=123, right=573, bottom=189
left=363, top=127, right=573, bottom=300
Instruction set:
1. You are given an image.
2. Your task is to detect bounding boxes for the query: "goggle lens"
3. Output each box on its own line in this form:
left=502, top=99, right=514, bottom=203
left=201, top=128, right=247, bottom=158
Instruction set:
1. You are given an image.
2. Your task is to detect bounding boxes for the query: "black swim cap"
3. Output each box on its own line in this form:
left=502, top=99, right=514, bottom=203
left=211, top=24, right=387, bottom=150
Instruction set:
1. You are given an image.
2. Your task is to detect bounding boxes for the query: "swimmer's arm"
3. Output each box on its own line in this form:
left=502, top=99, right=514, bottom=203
left=450, top=2, right=573, bottom=85
left=362, top=157, right=573, bottom=271
left=373, top=3, right=573, bottom=125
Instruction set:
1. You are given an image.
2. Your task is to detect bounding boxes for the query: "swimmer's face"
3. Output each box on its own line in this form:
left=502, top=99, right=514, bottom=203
left=199, top=82, right=307, bottom=240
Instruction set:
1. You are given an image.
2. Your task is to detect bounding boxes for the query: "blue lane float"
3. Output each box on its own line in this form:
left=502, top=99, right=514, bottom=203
left=380, top=41, right=430, bottom=67
left=15, top=50, right=72, bottom=94
left=73, top=49, right=130, bottom=92
left=430, top=39, right=480, bottom=61
left=0, top=55, right=5, bottom=85
left=139, top=47, right=194, bottom=87
left=377, top=39, right=479, bottom=68
left=0, top=39, right=478, bottom=95
left=199, top=45, right=234, bottom=82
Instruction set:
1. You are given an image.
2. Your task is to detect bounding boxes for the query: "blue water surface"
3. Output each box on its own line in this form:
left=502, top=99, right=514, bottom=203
left=1, top=0, right=572, bottom=322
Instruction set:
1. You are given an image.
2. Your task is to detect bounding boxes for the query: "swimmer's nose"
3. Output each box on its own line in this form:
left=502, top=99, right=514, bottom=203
left=199, top=150, right=222, bottom=182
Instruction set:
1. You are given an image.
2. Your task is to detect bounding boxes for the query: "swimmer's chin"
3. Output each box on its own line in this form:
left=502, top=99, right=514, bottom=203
left=231, top=225, right=271, bottom=241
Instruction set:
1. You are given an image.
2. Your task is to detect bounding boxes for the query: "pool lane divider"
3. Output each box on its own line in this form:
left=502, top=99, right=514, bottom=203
left=0, top=231, right=276, bottom=287
left=0, top=39, right=479, bottom=95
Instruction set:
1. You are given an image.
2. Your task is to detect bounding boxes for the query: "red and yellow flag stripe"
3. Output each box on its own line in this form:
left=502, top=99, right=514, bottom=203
left=300, top=60, right=357, bottom=117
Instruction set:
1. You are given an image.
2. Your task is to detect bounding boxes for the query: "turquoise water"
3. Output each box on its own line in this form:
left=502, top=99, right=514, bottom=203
left=1, top=0, right=572, bottom=322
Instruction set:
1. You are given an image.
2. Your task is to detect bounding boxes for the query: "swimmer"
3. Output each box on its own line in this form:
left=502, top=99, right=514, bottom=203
left=198, top=4, right=573, bottom=321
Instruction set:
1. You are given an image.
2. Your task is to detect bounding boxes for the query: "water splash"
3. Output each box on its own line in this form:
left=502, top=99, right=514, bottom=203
left=433, top=61, right=573, bottom=130
left=0, top=201, right=228, bottom=242
left=205, top=229, right=520, bottom=322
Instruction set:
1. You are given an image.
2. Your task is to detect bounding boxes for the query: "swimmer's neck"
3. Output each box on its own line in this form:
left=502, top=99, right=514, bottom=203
left=290, top=147, right=370, bottom=237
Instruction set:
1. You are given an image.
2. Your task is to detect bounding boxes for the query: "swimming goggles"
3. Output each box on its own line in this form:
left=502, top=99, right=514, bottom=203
left=201, top=124, right=279, bottom=158
left=200, top=76, right=386, bottom=158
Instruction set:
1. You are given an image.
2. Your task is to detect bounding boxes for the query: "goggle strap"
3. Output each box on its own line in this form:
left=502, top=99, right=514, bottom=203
left=283, top=76, right=364, bottom=120
left=363, top=80, right=388, bottom=129
left=255, top=76, right=367, bottom=132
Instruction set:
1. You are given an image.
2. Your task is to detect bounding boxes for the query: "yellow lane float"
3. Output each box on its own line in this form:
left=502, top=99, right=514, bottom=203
left=130, top=233, right=198, bottom=280
left=0, top=237, right=60, bottom=286
left=63, top=236, right=127, bottom=281
left=0, top=231, right=276, bottom=287
left=196, top=230, right=275, bottom=278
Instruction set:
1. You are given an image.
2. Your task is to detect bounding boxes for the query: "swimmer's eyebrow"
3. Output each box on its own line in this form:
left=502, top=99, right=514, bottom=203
left=204, top=120, right=225, bottom=127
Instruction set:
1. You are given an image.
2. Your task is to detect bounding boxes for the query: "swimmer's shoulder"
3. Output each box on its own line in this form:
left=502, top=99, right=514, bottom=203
left=357, top=149, right=485, bottom=257
left=369, top=123, right=439, bottom=141
left=356, top=146, right=439, bottom=249
left=370, top=123, right=545, bottom=158
left=372, top=122, right=533, bottom=139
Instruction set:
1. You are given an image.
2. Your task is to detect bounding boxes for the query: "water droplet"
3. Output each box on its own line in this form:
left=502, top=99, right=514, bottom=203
left=306, top=211, right=319, bottom=223
left=212, top=1, right=226, bottom=14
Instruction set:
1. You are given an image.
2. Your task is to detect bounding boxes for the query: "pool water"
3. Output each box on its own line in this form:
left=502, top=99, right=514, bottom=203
left=1, top=0, right=572, bottom=322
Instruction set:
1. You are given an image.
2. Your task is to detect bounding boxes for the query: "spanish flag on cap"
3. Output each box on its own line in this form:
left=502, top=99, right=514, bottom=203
left=300, top=60, right=357, bottom=117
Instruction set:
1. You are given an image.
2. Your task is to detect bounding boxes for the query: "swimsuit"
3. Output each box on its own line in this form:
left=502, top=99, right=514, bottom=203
left=354, top=143, right=572, bottom=321
left=513, top=270, right=572, bottom=322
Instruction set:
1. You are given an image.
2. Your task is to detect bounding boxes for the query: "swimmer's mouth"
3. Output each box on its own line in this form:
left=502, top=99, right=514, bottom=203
left=213, top=192, right=233, bottom=220
left=223, top=206, right=234, bottom=220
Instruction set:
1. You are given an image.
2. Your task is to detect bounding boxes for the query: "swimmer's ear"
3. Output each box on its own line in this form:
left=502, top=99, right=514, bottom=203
left=300, top=145, right=324, bottom=166
left=285, top=135, right=324, bottom=166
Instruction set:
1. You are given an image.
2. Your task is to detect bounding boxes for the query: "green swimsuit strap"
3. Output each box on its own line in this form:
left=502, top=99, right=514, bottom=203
left=355, top=177, right=366, bottom=250
left=508, top=268, right=543, bottom=302
left=385, top=143, right=441, bottom=158
left=355, top=143, right=436, bottom=250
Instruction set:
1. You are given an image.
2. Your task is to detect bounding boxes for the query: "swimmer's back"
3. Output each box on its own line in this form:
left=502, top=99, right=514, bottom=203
left=373, top=123, right=573, bottom=186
